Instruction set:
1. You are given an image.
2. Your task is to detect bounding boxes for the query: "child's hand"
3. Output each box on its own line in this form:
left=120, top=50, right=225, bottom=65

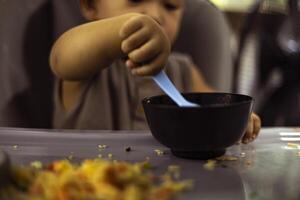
left=119, top=14, right=170, bottom=76
left=242, top=113, right=261, bottom=144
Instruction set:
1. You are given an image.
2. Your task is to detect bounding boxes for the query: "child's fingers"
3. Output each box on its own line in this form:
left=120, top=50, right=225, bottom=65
left=119, top=16, right=143, bottom=39
left=125, top=59, right=145, bottom=70
left=130, top=53, right=166, bottom=76
left=125, top=59, right=137, bottom=69
left=242, top=113, right=261, bottom=144
left=253, top=113, right=261, bottom=138
left=242, top=114, right=254, bottom=144
left=128, top=37, right=160, bottom=64
left=121, top=27, right=151, bottom=54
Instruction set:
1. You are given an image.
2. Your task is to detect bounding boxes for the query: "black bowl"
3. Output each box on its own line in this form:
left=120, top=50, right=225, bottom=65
left=142, top=93, right=253, bottom=159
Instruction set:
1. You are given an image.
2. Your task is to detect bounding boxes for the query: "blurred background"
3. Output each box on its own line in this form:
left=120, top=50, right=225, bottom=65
left=210, top=0, right=300, bottom=126
left=211, top=0, right=286, bottom=12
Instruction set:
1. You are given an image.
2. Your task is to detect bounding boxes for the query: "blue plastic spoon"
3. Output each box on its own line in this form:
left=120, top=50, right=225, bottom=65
left=152, top=71, right=199, bottom=107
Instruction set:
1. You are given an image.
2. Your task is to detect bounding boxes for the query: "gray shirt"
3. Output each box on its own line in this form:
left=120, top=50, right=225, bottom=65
left=53, top=53, right=197, bottom=130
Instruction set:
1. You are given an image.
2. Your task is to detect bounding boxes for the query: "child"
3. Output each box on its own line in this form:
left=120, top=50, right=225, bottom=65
left=50, top=0, right=261, bottom=144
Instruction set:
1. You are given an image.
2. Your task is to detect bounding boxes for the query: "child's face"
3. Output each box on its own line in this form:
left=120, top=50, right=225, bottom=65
left=86, top=0, right=184, bottom=44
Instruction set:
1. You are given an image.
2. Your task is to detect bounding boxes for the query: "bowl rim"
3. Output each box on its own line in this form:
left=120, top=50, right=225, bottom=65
left=142, top=92, right=253, bottom=109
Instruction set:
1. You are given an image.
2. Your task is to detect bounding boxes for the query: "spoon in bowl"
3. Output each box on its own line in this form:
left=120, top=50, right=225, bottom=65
left=152, top=71, right=199, bottom=107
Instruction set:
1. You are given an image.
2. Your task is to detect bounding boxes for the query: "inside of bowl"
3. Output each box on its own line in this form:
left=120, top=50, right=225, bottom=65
left=145, top=93, right=252, bottom=107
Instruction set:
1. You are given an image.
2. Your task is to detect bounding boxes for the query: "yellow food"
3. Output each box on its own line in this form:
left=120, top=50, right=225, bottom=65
left=203, top=160, right=217, bottom=171
left=1, top=159, right=192, bottom=200
left=287, top=143, right=299, bottom=149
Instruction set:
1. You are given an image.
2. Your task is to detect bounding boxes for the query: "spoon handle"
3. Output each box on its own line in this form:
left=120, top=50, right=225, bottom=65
left=152, top=71, right=199, bottom=107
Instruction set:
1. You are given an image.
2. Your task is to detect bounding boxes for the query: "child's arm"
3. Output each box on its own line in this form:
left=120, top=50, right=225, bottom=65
left=50, top=14, right=129, bottom=80
left=50, top=13, right=170, bottom=80
left=50, top=13, right=170, bottom=111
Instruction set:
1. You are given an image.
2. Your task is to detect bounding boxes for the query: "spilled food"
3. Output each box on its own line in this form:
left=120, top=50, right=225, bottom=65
left=0, top=159, right=192, bottom=200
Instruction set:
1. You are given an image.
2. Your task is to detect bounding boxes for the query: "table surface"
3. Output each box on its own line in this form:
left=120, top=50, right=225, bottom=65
left=0, top=127, right=300, bottom=200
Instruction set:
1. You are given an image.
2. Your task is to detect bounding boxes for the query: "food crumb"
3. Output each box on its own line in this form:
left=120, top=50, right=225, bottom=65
left=67, top=155, right=74, bottom=160
left=125, top=147, right=131, bottom=152
left=98, top=144, right=108, bottom=150
left=240, top=152, right=246, bottom=157
left=216, top=155, right=238, bottom=161
left=168, top=165, right=181, bottom=172
left=287, top=143, right=299, bottom=149
left=154, top=149, right=165, bottom=156
left=108, top=153, right=113, bottom=159
left=30, top=161, right=42, bottom=169
left=168, top=165, right=181, bottom=179
left=245, top=160, right=252, bottom=166
left=203, top=160, right=217, bottom=171
left=67, top=152, right=74, bottom=160
left=141, top=161, right=152, bottom=169
left=12, top=145, right=18, bottom=150
left=98, top=154, right=103, bottom=158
